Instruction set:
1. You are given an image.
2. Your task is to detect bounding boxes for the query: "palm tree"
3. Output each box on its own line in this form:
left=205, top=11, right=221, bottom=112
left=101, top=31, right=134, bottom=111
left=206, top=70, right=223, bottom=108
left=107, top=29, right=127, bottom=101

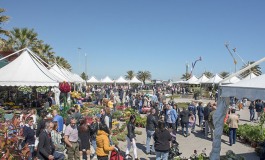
left=6, top=27, right=39, bottom=50
left=80, top=72, right=88, bottom=80
left=55, top=56, right=71, bottom=70
left=181, top=73, right=191, bottom=80
left=125, top=70, right=135, bottom=80
left=0, top=8, right=10, bottom=48
left=137, top=71, right=151, bottom=85
left=240, top=61, right=262, bottom=78
left=204, top=71, right=213, bottom=78
left=33, top=43, right=55, bottom=64
left=219, top=71, right=230, bottom=78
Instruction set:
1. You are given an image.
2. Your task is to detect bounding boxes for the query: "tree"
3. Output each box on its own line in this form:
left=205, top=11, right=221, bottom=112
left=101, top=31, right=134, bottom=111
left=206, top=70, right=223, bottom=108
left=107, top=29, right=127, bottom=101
left=137, top=71, right=151, bottom=85
left=6, top=27, right=39, bottom=50
left=181, top=73, right=191, bottom=80
left=125, top=70, right=135, bottom=80
left=0, top=8, right=10, bottom=48
left=204, top=71, right=213, bottom=78
left=240, top=61, right=262, bottom=78
left=54, top=56, right=72, bottom=70
left=219, top=71, right=230, bottom=78
left=80, top=72, right=88, bottom=80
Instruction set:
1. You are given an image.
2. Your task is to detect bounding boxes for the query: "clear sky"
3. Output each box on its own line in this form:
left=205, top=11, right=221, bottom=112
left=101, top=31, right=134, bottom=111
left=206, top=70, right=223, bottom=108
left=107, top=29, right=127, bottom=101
left=1, top=0, right=265, bottom=80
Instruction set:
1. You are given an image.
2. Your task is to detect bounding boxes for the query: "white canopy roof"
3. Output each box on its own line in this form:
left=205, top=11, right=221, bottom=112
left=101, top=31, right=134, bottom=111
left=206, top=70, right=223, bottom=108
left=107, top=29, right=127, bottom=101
left=196, top=74, right=209, bottom=84
left=242, top=72, right=257, bottom=80
left=87, top=76, right=99, bottom=83
left=203, top=74, right=223, bottom=84
left=49, top=64, right=72, bottom=82
left=115, top=76, right=128, bottom=83
left=221, top=74, right=265, bottom=100
left=185, top=75, right=199, bottom=84
left=129, top=76, right=142, bottom=84
left=221, top=76, right=240, bottom=84
left=101, top=76, right=114, bottom=83
left=0, top=50, right=59, bottom=86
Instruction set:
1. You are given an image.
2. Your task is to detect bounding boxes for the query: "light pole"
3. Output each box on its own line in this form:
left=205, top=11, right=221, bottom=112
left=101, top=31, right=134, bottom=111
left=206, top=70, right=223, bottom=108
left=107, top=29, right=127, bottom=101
left=78, top=48, right=81, bottom=73
left=85, top=53, right=88, bottom=80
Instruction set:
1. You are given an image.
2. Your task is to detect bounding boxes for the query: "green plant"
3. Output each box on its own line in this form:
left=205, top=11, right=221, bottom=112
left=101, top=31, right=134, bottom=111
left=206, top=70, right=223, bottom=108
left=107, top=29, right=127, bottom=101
left=116, top=133, right=126, bottom=141
left=111, top=136, right=119, bottom=146
left=135, top=130, right=142, bottom=135
left=112, top=111, right=123, bottom=119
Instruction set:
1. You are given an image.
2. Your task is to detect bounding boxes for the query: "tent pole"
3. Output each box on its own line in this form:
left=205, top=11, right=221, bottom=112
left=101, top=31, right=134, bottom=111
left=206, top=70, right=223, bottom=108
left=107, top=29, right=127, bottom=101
left=0, top=48, right=26, bottom=61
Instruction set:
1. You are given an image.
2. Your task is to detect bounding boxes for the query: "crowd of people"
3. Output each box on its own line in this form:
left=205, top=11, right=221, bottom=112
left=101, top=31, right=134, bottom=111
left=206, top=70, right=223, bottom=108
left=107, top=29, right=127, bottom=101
left=6, top=84, right=264, bottom=160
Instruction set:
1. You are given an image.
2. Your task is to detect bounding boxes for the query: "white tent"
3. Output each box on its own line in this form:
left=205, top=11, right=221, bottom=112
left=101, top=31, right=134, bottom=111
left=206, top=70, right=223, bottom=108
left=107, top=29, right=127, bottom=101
left=203, top=74, right=223, bottom=84
left=87, top=76, right=99, bottom=83
left=221, top=76, right=240, bottom=84
left=115, top=76, right=128, bottom=83
left=242, top=72, right=257, bottom=80
left=49, top=64, right=72, bottom=82
left=221, top=74, right=265, bottom=100
left=186, top=75, right=199, bottom=84
left=0, top=50, right=59, bottom=86
left=195, top=74, right=209, bottom=84
left=101, top=76, right=114, bottom=83
left=129, top=76, right=142, bottom=84
left=209, top=57, right=265, bottom=159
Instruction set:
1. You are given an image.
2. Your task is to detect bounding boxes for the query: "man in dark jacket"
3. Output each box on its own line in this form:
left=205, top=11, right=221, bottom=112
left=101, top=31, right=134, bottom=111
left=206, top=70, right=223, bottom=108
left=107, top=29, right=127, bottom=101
left=37, top=121, right=64, bottom=160
left=197, top=102, right=204, bottom=127
left=180, top=107, right=190, bottom=137
left=89, top=116, right=99, bottom=159
left=203, top=102, right=212, bottom=137
left=145, top=108, right=158, bottom=155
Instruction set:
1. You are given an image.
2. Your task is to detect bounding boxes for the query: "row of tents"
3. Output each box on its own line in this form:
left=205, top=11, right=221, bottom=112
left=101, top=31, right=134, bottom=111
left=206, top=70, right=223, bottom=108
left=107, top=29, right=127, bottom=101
left=0, top=48, right=85, bottom=87
left=87, top=76, right=142, bottom=84
left=174, top=73, right=258, bottom=85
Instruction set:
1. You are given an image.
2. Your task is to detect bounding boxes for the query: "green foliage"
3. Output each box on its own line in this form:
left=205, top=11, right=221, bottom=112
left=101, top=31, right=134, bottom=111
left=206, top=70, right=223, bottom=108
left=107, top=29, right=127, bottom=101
left=112, top=111, right=123, bottom=119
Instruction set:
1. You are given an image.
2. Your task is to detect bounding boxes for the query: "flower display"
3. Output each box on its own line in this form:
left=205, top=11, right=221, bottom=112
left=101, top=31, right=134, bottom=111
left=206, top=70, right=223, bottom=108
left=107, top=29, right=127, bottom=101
left=36, top=86, right=49, bottom=94
left=59, top=81, right=71, bottom=93
left=18, top=86, right=32, bottom=93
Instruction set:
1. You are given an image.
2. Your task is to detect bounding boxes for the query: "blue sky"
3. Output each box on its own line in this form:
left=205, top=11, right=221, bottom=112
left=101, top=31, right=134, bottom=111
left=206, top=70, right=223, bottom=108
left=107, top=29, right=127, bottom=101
left=1, top=0, right=265, bottom=80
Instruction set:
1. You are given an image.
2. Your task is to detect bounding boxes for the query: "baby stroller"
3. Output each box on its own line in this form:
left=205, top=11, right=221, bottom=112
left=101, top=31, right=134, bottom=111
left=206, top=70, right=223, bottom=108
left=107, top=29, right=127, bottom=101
left=168, top=130, right=182, bottom=160
left=168, top=140, right=182, bottom=160
left=110, top=146, right=125, bottom=160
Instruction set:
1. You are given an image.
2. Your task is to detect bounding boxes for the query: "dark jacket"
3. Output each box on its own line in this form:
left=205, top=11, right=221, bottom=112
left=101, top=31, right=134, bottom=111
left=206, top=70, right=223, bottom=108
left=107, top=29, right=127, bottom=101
left=146, top=114, right=158, bottom=131
left=154, top=129, right=171, bottom=152
left=203, top=106, right=211, bottom=121
left=127, top=122, right=136, bottom=141
left=23, top=125, right=35, bottom=145
left=36, top=119, right=46, bottom=137
left=90, top=122, right=99, bottom=140
left=180, top=110, right=190, bottom=123
left=37, top=130, right=55, bottom=160
left=197, top=105, right=204, bottom=117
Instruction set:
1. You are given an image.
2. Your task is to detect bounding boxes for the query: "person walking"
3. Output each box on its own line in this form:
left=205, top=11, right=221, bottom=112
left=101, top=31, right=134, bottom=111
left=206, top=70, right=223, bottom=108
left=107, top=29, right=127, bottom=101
left=249, top=101, right=255, bottom=121
left=78, top=119, right=91, bottom=160
left=37, top=121, right=64, bottom=160
left=23, top=118, right=35, bottom=160
left=255, top=99, right=263, bottom=121
left=125, top=115, right=138, bottom=160
left=154, top=121, right=171, bottom=160
left=145, top=108, right=158, bottom=155
left=165, top=104, right=177, bottom=131
left=208, top=104, right=217, bottom=140
left=188, top=102, right=197, bottom=132
left=52, top=110, right=63, bottom=133
left=180, top=107, right=190, bottom=137
left=226, top=108, right=239, bottom=146
left=96, top=123, right=115, bottom=160
left=203, top=103, right=211, bottom=138
left=64, top=118, right=80, bottom=160
left=90, top=116, right=99, bottom=159
left=197, top=102, right=204, bottom=127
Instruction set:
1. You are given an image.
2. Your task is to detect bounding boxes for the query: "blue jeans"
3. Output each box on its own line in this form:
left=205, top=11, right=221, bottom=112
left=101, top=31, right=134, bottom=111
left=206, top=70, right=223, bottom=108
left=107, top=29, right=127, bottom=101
left=146, top=130, right=155, bottom=153
left=250, top=110, right=255, bottom=121
left=192, top=116, right=196, bottom=130
left=198, top=116, right=203, bottom=126
left=156, top=151, right=169, bottom=160
left=53, top=151, right=65, bottom=160
left=229, top=128, right=237, bottom=146
left=181, top=122, right=189, bottom=135
left=91, top=139, right=97, bottom=152
left=28, top=145, right=34, bottom=160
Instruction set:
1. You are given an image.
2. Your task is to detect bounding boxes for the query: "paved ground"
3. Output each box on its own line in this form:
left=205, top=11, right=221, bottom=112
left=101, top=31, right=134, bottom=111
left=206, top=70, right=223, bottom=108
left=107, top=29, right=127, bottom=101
left=93, top=98, right=260, bottom=159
